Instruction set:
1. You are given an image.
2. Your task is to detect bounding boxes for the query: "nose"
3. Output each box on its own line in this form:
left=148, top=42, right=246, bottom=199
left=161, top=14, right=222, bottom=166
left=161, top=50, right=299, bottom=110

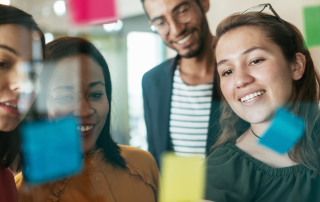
left=233, top=67, right=254, bottom=88
left=168, top=18, right=186, bottom=37
left=8, top=64, right=26, bottom=92
left=73, top=96, right=94, bottom=117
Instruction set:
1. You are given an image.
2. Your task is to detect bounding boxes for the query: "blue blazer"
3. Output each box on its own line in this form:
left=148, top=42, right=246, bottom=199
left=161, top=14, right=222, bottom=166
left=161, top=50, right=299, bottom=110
left=142, top=55, right=221, bottom=168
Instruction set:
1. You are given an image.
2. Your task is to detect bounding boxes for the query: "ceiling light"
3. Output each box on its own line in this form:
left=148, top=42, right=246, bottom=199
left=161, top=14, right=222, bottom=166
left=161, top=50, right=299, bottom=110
left=44, top=33, right=54, bottom=44
left=0, top=0, right=10, bottom=5
left=53, top=1, right=66, bottom=16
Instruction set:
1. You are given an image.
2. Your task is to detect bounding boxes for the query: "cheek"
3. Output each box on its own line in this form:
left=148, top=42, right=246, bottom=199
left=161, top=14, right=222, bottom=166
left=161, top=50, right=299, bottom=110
left=220, top=79, right=234, bottom=102
left=46, top=101, right=73, bottom=119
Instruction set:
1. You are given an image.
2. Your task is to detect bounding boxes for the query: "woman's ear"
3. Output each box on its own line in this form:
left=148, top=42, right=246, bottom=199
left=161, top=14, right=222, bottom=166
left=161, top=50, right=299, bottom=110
left=292, top=52, right=306, bottom=81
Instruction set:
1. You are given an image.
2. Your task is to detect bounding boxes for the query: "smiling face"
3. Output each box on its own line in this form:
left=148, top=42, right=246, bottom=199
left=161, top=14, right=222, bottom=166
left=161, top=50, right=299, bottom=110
left=0, top=24, right=41, bottom=132
left=144, top=0, right=210, bottom=58
left=216, top=26, right=299, bottom=125
left=46, top=54, right=109, bottom=153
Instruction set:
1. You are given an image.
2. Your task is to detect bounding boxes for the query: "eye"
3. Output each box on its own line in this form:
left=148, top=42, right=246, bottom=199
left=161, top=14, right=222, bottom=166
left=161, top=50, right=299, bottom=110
left=250, top=58, right=265, bottom=65
left=28, top=71, right=39, bottom=81
left=177, top=5, right=189, bottom=15
left=0, top=62, right=10, bottom=69
left=222, top=69, right=233, bottom=76
left=155, top=20, right=166, bottom=27
left=90, top=92, right=103, bottom=99
left=55, top=95, right=74, bottom=103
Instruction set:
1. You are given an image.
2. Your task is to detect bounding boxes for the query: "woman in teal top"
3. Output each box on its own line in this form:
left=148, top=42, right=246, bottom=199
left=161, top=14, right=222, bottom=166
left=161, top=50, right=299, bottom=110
left=205, top=4, right=320, bottom=202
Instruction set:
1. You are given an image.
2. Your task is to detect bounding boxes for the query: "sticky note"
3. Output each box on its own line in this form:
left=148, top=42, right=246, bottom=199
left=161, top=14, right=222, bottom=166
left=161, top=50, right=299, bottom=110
left=20, top=118, right=82, bottom=184
left=303, top=5, right=320, bottom=48
left=259, top=108, right=305, bottom=154
left=159, top=153, right=205, bottom=202
left=69, top=0, right=117, bottom=25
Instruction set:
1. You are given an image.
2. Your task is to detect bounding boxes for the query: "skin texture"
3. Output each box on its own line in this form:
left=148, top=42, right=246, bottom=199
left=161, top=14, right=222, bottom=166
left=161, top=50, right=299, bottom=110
left=0, top=24, right=38, bottom=131
left=144, top=0, right=210, bottom=58
left=144, top=0, right=214, bottom=86
left=47, top=55, right=109, bottom=153
left=216, top=26, right=306, bottom=168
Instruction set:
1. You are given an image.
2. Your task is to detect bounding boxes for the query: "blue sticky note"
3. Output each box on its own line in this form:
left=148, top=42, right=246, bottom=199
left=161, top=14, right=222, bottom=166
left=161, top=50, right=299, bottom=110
left=20, top=118, right=82, bottom=184
left=259, top=108, right=305, bottom=154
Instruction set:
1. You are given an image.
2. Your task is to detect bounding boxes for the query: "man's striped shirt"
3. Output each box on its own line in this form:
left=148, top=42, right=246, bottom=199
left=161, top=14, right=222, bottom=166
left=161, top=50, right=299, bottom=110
left=169, top=66, right=213, bottom=158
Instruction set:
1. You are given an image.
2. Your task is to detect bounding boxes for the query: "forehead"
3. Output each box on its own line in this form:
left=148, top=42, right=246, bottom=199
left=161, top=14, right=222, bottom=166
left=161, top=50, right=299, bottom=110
left=144, top=0, right=193, bottom=19
left=0, top=24, right=33, bottom=60
left=49, top=54, right=105, bottom=88
left=216, top=26, right=270, bottom=59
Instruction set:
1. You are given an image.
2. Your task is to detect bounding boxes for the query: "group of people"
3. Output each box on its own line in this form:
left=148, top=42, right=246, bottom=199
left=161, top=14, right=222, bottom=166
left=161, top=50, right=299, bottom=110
left=0, top=0, right=320, bottom=201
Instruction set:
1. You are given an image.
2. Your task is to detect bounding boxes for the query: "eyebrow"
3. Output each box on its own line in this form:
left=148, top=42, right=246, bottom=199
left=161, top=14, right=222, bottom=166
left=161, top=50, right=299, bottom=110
left=89, top=81, right=105, bottom=88
left=216, top=46, right=267, bottom=69
left=150, top=1, right=190, bottom=22
left=52, top=86, right=74, bottom=92
left=0, top=45, right=18, bottom=56
left=52, top=81, right=105, bottom=92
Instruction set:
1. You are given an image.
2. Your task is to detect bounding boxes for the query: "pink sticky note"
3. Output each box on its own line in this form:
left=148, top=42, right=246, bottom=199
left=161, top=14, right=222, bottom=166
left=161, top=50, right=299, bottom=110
left=69, top=0, right=117, bottom=25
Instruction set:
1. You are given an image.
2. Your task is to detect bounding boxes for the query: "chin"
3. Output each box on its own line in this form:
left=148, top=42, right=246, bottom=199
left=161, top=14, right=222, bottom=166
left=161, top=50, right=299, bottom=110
left=179, top=46, right=202, bottom=58
left=0, top=120, right=20, bottom=132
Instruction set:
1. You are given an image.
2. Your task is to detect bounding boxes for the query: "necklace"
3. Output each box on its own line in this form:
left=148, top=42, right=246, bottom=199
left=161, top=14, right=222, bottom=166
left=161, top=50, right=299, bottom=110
left=251, top=128, right=261, bottom=139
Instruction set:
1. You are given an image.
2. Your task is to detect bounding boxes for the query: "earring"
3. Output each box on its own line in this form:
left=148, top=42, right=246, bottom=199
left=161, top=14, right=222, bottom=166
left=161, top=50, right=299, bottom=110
left=295, top=73, right=297, bottom=76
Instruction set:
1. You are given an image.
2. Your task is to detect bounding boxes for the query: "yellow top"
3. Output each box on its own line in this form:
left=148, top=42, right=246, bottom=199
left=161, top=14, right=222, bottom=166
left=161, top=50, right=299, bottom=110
left=15, top=145, right=159, bottom=202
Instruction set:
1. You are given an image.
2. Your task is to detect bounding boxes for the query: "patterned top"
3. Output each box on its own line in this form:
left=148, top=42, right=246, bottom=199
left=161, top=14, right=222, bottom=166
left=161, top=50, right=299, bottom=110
left=15, top=145, right=160, bottom=202
left=169, top=66, right=213, bottom=158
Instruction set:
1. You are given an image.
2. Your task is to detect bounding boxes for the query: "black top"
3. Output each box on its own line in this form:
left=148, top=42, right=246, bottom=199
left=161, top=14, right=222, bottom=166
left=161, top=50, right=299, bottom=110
left=205, top=143, right=320, bottom=202
left=142, top=55, right=221, bottom=168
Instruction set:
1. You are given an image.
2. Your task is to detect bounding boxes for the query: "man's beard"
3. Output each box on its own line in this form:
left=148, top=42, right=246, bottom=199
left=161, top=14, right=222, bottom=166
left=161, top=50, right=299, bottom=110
left=179, top=16, right=208, bottom=58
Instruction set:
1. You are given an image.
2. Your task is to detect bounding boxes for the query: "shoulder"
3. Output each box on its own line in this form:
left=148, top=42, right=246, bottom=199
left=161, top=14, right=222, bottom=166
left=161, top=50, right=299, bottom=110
left=142, top=57, right=177, bottom=85
left=119, top=145, right=158, bottom=169
left=119, top=145, right=160, bottom=194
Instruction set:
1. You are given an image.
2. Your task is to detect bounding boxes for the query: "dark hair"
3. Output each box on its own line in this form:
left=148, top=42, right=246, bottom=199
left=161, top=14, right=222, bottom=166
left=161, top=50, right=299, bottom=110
left=211, top=12, right=320, bottom=177
left=42, top=36, right=126, bottom=168
left=0, top=4, right=45, bottom=168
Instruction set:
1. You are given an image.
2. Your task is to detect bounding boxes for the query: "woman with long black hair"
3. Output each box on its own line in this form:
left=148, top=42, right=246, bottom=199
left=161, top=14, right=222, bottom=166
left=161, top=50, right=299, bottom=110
left=0, top=4, right=45, bottom=202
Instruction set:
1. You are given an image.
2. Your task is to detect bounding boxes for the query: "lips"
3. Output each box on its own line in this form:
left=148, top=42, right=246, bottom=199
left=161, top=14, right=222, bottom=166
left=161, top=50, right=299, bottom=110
left=77, top=124, right=95, bottom=137
left=240, top=90, right=266, bottom=102
left=0, top=100, right=20, bottom=115
left=177, top=33, right=193, bottom=44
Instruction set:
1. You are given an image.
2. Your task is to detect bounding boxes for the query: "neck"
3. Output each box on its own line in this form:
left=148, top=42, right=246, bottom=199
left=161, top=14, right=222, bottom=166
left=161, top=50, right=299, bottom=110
left=250, top=121, right=272, bottom=139
left=179, top=34, right=215, bottom=85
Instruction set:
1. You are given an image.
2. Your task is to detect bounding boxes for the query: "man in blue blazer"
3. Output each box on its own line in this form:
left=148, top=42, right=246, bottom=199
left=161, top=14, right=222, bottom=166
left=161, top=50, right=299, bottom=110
left=141, top=0, right=221, bottom=168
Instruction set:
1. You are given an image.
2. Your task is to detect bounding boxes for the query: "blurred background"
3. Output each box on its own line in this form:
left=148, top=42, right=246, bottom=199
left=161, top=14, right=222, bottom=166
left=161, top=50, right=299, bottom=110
left=2, top=0, right=320, bottom=150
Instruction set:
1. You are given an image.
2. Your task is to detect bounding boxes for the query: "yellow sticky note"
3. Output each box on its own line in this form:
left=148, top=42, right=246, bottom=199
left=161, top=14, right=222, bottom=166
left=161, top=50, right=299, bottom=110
left=159, top=153, right=205, bottom=202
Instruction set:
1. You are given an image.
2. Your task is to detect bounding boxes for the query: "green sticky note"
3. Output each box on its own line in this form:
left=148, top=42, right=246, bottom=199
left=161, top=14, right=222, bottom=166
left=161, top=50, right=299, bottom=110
left=303, top=5, right=320, bottom=48
left=159, top=153, right=205, bottom=202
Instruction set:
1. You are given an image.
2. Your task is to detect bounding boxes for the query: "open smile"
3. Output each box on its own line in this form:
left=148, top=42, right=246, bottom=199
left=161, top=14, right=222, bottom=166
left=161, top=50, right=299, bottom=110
left=240, top=90, right=266, bottom=102
left=77, top=124, right=96, bottom=137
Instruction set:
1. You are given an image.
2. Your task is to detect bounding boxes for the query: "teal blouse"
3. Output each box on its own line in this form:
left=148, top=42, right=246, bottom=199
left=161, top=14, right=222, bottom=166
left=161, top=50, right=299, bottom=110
left=205, top=143, right=320, bottom=202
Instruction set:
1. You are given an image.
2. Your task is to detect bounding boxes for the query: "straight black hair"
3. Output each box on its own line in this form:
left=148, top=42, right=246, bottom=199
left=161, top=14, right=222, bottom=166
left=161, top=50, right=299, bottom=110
left=0, top=4, right=45, bottom=168
left=43, top=36, right=126, bottom=168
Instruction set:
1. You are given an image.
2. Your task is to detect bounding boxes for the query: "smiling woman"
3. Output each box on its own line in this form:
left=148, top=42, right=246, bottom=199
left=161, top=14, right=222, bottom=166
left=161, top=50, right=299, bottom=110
left=0, top=4, right=45, bottom=202
left=15, top=37, right=160, bottom=202
left=205, top=7, right=320, bottom=202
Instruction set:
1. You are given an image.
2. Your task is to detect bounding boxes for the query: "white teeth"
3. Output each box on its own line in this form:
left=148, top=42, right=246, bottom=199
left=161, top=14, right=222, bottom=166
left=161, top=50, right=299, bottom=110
left=77, top=125, right=94, bottom=132
left=177, top=33, right=192, bottom=44
left=240, top=91, right=266, bottom=102
left=3, top=103, right=18, bottom=108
